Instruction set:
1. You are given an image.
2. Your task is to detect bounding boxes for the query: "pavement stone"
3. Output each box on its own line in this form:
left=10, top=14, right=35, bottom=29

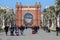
left=0, top=28, right=60, bottom=40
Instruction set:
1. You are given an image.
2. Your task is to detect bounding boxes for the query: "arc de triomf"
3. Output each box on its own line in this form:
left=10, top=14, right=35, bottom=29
left=16, top=2, right=41, bottom=27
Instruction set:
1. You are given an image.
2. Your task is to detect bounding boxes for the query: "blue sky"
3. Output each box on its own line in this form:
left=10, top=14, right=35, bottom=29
left=0, top=0, right=55, bottom=11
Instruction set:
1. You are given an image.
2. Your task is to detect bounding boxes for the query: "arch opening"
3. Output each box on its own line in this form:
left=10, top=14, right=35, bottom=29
left=24, top=13, right=33, bottom=27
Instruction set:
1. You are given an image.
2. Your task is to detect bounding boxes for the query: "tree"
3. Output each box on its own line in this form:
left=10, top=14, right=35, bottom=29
left=43, top=6, right=57, bottom=29
left=56, top=0, right=60, bottom=6
left=43, top=8, right=51, bottom=27
left=0, top=9, right=6, bottom=28
left=55, top=0, right=60, bottom=27
left=0, top=8, right=15, bottom=29
left=4, top=9, right=15, bottom=27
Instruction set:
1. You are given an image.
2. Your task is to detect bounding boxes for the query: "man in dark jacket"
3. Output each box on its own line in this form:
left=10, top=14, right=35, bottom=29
left=56, top=26, right=59, bottom=36
left=10, top=27, right=14, bottom=36
left=34, top=26, right=39, bottom=34
left=20, top=25, right=25, bottom=35
left=4, top=25, right=9, bottom=36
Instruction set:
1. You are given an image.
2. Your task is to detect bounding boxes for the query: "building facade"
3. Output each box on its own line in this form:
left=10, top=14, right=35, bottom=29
left=16, top=2, right=41, bottom=27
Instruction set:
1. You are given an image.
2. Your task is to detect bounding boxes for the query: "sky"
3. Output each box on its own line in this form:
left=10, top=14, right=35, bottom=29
left=0, top=0, right=55, bottom=11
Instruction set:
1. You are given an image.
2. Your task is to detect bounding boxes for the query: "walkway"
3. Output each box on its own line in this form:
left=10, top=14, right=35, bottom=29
left=0, top=28, right=60, bottom=40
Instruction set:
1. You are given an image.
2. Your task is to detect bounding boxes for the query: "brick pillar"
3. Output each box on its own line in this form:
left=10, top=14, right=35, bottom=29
left=16, top=2, right=19, bottom=27
left=38, top=9, right=41, bottom=27
left=16, top=9, right=18, bottom=27
left=35, top=2, right=41, bottom=27
left=19, top=5, right=22, bottom=27
left=16, top=2, right=22, bottom=27
left=16, top=9, right=20, bottom=27
left=21, top=10, right=24, bottom=26
left=35, top=8, right=38, bottom=26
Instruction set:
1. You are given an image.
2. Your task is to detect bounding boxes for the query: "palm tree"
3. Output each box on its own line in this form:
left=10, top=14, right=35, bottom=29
left=0, top=9, right=6, bottom=28
left=56, top=0, right=60, bottom=6
left=55, top=0, right=60, bottom=27
left=43, top=8, right=51, bottom=27
left=0, top=9, right=3, bottom=28
left=0, top=8, right=15, bottom=29
left=48, top=5, right=60, bottom=28
left=4, top=9, right=15, bottom=27
left=43, top=6, right=57, bottom=30
left=42, top=0, right=60, bottom=29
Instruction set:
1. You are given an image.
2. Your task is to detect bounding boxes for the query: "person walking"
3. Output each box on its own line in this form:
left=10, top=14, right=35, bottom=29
left=15, top=27, right=19, bottom=36
left=56, top=25, right=59, bottom=36
left=10, top=26, right=14, bottom=36
left=34, top=26, right=38, bottom=33
left=32, top=27, right=35, bottom=34
left=32, top=26, right=36, bottom=34
left=4, top=25, right=9, bottom=36
left=20, top=25, right=25, bottom=35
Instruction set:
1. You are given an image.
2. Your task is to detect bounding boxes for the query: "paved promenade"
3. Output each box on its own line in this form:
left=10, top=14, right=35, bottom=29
left=0, top=28, right=60, bottom=40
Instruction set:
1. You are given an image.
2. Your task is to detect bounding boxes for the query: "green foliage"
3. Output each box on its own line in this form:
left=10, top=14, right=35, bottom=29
left=56, top=0, right=60, bottom=5
left=0, top=28, right=4, bottom=32
left=0, top=8, right=15, bottom=27
left=51, top=30, right=56, bottom=32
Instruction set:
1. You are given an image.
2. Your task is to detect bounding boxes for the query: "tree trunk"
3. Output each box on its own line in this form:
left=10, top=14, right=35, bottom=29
left=2, top=17, right=5, bottom=29
left=57, top=15, right=59, bottom=27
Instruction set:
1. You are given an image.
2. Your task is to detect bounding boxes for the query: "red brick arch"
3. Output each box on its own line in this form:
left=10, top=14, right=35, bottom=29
left=16, top=2, right=41, bottom=27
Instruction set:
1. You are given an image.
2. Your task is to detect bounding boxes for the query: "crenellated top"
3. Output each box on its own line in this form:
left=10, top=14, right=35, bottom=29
left=16, top=2, right=19, bottom=8
left=35, top=2, right=41, bottom=8
left=19, top=2, right=22, bottom=8
left=16, top=2, right=41, bottom=8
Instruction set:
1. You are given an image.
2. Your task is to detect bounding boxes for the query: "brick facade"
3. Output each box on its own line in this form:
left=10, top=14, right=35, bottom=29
left=16, top=2, right=41, bottom=27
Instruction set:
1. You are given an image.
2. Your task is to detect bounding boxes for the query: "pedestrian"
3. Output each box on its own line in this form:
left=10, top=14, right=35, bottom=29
left=32, top=26, right=36, bottom=34
left=34, top=26, right=38, bottom=33
left=45, top=26, right=48, bottom=32
left=56, top=25, right=59, bottom=36
left=4, top=25, right=9, bottom=36
left=32, top=28, right=35, bottom=34
left=10, top=27, right=14, bottom=36
left=37, top=26, right=39, bottom=31
left=20, top=25, right=25, bottom=35
left=15, top=27, right=19, bottom=36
